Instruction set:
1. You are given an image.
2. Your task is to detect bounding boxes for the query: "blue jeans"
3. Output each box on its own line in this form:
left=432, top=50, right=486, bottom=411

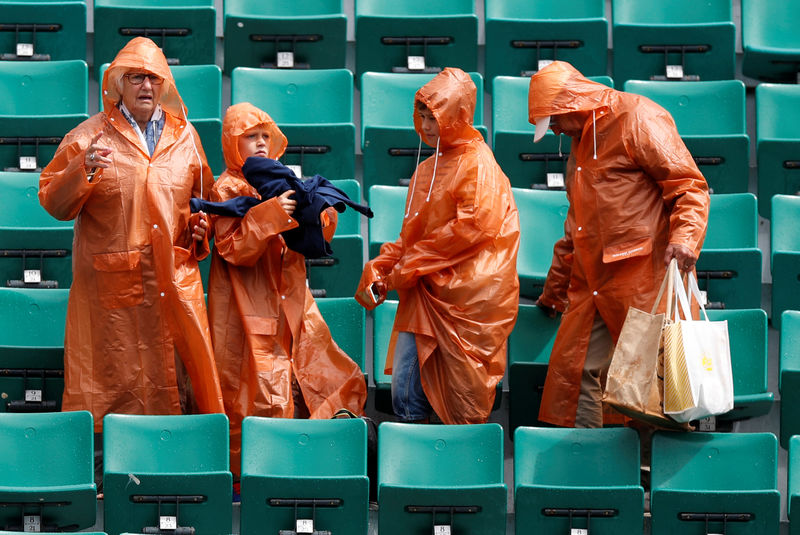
left=391, top=331, right=433, bottom=421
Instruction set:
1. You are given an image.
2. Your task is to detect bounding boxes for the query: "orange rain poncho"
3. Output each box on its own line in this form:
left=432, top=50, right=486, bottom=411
left=528, top=61, right=709, bottom=427
left=208, top=102, right=367, bottom=476
left=39, top=37, right=224, bottom=430
left=356, top=68, right=520, bottom=424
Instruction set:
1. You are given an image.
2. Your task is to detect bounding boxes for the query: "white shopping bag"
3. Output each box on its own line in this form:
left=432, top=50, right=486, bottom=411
left=663, top=263, right=734, bottom=423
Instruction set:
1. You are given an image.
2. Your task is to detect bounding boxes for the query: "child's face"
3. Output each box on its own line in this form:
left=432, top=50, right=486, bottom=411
left=417, top=105, right=440, bottom=145
left=238, top=125, right=271, bottom=160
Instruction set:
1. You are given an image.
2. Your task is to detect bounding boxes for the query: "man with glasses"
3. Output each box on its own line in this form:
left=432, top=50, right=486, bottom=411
left=39, top=37, right=225, bottom=439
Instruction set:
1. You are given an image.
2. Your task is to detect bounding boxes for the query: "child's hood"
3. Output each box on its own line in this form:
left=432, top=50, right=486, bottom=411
left=222, top=102, right=288, bottom=172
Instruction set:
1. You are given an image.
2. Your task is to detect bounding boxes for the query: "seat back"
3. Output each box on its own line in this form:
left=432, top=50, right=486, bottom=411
left=354, top=0, right=478, bottom=81
left=789, top=435, right=800, bottom=526
left=780, top=311, right=800, bottom=449
left=624, top=80, right=748, bottom=194
left=315, top=297, right=366, bottom=376
left=706, top=309, right=772, bottom=421
left=223, top=0, right=346, bottom=72
left=171, top=64, right=223, bottom=175
left=742, top=0, right=800, bottom=82
left=0, top=60, right=88, bottom=171
left=240, top=417, right=368, bottom=535
left=93, top=0, right=216, bottom=76
left=0, top=411, right=96, bottom=531
left=512, top=189, right=569, bottom=299
left=507, top=303, right=560, bottom=431
left=484, top=0, right=607, bottom=84
left=695, top=193, right=762, bottom=309
left=650, top=432, right=780, bottom=534
left=372, top=300, right=397, bottom=409
left=0, top=287, right=68, bottom=412
left=0, top=1, right=86, bottom=61
left=514, top=426, right=640, bottom=487
left=231, top=67, right=355, bottom=180
left=612, top=0, right=735, bottom=85
left=377, top=422, right=506, bottom=535
left=755, top=83, right=800, bottom=218
left=367, top=185, right=406, bottom=259
left=103, top=413, right=232, bottom=535
left=0, top=172, right=73, bottom=289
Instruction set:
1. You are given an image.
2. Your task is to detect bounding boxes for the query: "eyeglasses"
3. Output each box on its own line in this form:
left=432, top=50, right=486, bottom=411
left=124, top=73, right=164, bottom=86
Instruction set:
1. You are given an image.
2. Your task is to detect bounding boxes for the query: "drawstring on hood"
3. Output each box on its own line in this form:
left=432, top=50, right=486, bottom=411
left=426, top=138, right=440, bottom=202
left=406, top=136, right=424, bottom=218
left=592, top=109, right=597, bottom=160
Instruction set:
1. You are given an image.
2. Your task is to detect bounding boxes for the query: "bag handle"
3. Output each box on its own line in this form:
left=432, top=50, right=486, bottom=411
left=650, top=258, right=677, bottom=317
left=671, top=262, right=710, bottom=322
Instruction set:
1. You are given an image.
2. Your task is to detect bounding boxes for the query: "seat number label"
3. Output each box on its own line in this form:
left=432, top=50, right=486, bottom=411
left=20, top=156, right=37, bottom=170
left=277, top=51, right=294, bottom=68
left=408, top=55, right=426, bottom=71
left=159, top=516, right=177, bottom=530
left=296, top=519, right=314, bottom=533
left=434, top=526, right=451, bottom=535
left=17, top=43, right=34, bottom=57
left=547, top=173, right=565, bottom=188
left=666, top=64, right=684, bottom=79
left=23, top=515, right=41, bottom=532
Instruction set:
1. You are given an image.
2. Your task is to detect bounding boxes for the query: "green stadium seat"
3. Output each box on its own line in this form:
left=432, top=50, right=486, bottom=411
left=231, top=67, right=355, bottom=181
left=377, top=422, right=506, bottom=535
left=354, top=0, right=478, bottom=82
left=0, top=172, right=73, bottom=289
left=484, top=0, right=607, bottom=85
left=0, top=1, right=86, bottom=61
left=0, top=59, right=88, bottom=172
left=771, top=195, right=800, bottom=328
left=512, top=188, right=569, bottom=299
left=780, top=311, right=800, bottom=449
left=306, top=179, right=365, bottom=298
left=98, top=63, right=224, bottom=175
left=741, top=0, right=800, bottom=83
left=756, top=83, right=800, bottom=219
left=0, top=411, right=96, bottom=531
left=240, top=417, right=369, bottom=535
left=367, top=185, right=405, bottom=259
left=93, top=0, right=215, bottom=75
left=706, top=309, right=773, bottom=422
left=623, top=80, right=749, bottom=195
left=650, top=432, right=780, bottom=535
left=372, top=299, right=398, bottom=410
left=514, top=427, right=644, bottom=534
left=491, top=75, right=612, bottom=190
left=103, top=414, right=232, bottom=535
left=223, top=0, right=346, bottom=73
left=695, top=193, right=762, bottom=310
left=507, top=304, right=559, bottom=432
left=0, top=287, right=68, bottom=413
left=789, top=436, right=800, bottom=531
left=360, top=71, right=485, bottom=192
left=315, top=297, right=366, bottom=380
left=611, top=0, right=735, bottom=86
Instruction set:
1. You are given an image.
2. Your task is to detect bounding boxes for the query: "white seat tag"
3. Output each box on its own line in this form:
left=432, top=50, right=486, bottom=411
left=277, top=51, right=295, bottom=68
left=25, top=389, right=42, bottom=402
left=24, top=269, right=42, bottom=284
left=433, top=526, right=451, bottom=535
left=287, top=164, right=303, bottom=178
left=571, top=529, right=589, bottom=535
left=20, top=156, right=37, bottom=170
left=538, top=59, right=554, bottom=71
left=666, top=64, right=684, bottom=79
left=699, top=416, right=717, bottom=431
left=23, top=515, right=41, bottom=532
left=547, top=172, right=565, bottom=189
left=408, top=55, right=426, bottom=71
left=159, top=516, right=177, bottom=530
left=17, top=43, right=34, bottom=57
left=296, top=519, right=314, bottom=533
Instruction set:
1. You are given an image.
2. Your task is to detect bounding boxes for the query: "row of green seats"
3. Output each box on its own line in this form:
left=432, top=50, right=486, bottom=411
left=4, top=61, right=798, bottom=206
left=0, top=410, right=789, bottom=535
left=3, top=0, right=799, bottom=83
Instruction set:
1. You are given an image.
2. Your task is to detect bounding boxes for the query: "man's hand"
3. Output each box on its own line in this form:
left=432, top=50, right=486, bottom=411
left=535, top=297, right=558, bottom=318
left=664, top=243, right=698, bottom=272
left=191, top=211, right=208, bottom=242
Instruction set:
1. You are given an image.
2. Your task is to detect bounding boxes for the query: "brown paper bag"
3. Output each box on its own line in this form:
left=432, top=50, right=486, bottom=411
left=602, top=259, right=691, bottom=430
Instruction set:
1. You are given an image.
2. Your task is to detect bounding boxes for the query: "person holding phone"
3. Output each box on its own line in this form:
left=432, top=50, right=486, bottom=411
left=355, top=68, right=520, bottom=424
